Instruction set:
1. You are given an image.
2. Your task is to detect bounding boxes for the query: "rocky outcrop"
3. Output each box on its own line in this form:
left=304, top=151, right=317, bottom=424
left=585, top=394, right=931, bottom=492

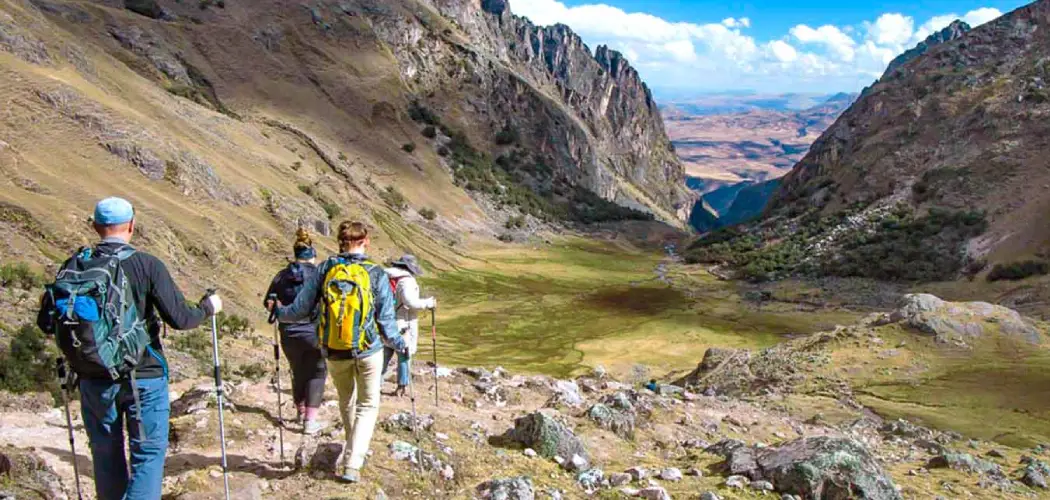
left=884, top=294, right=1042, bottom=344
left=477, top=476, right=535, bottom=499
left=499, top=410, right=588, bottom=460
left=710, top=437, right=902, bottom=500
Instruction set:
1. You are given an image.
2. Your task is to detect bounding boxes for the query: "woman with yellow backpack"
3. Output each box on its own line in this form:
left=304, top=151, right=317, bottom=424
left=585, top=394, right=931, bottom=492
left=268, top=221, right=406, bottom=484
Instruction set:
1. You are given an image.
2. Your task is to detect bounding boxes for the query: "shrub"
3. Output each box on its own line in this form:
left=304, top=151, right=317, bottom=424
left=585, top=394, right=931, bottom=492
left=497, top=233, right=514, bottom=243
left=235, top=362, right=269, bottom=381
left=0, top=263, right=45, bottom=290
left=297, top=184, right=314, bottom=196
left=402, top=143, right=416, bottom=153
left=173, top=330, right=212, bottom=368
left=437, top=146, right=450, bottom=157
left=987, top=260, right=1050, bottom=282
left=494, top=123, right=519, bottom=146
left=0, top=324, right=59, bottom=397
left=291, top=161, right=303, bottom=171
left=338, top=152, right=348, bottom=162
left=216, top=312, right=252, bottom=338
left=419, top=208, right=437, bottom=221
left=505, top=215, right=526, bottom=229
left=380, top=186, right=407, bottom=212
left=422, top=126, right=437, bottom=139
left=320, top=200, right=341, bottom=220
left=408, top=101, right=440, bottom=125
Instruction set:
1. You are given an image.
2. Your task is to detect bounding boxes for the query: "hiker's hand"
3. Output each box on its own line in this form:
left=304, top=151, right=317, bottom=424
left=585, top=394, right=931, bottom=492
left=200, top=293, right=223, bottom=316
left=265, top=299, right=276, bottom=312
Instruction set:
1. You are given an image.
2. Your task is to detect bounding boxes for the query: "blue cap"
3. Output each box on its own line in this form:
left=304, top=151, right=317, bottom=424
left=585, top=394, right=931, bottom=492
left=93, top=197, right=134, bottom=225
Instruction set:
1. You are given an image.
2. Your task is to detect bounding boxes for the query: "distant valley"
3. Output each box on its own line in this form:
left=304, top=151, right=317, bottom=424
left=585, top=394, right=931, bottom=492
left=661, top=92, right=855, bottom=230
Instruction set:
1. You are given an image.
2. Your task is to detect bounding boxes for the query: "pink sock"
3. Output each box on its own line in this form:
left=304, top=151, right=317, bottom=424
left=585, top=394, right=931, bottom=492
left=304, top=407, right=319, bottom=422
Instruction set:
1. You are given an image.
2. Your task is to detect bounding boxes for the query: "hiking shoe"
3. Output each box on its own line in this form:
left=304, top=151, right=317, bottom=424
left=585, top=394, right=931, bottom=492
left=339, top=466, right=361, bottom=483
left=303, top=419, right=326, bottom=436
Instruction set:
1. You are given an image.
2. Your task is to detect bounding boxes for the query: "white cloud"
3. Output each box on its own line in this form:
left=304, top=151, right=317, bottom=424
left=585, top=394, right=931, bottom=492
left=722, top=17, right=751, bottom=29
left=510, top=0, right=1005, bottom=93
left=790, top=24, right=856, bottom=61
left=768, top=40, right=798, bottom=63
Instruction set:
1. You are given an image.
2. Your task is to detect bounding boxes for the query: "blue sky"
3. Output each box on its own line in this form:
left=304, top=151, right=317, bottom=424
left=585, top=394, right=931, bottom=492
left=514, top=0, right=1030, bottom=94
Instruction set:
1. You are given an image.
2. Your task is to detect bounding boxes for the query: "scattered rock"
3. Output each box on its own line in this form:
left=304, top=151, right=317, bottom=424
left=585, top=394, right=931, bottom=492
left=926, top=452, right=1003, bottom=477
left=699, top=493, right=722, bottom=500
left=477, top=476, right=535, bottom=500
left=637, top=486, right=671, bottom=499
left=986, top=449, right=1006, bottom=459
left=576, top=468, right=603, bottom=491
left=565, top=454, right=588, bottom=472
left=725, top=475, right=750, bottom=489
left=382, top=411, right=435, bottom=432
left=523, top=448, right=538, bottom=458
left=658, top=467, right=682, bottom=481
left=751, top=480, right=775, bottom=491
left=686, top=467, right=703, bottom=477
left=500, top=411, right=587, bottom=461
left=625, top=466, right=648, bottom=481
left=171, top=383, right=237, bottom=417
left=587, top=402, right=635, bottom=439
left=548, top=380, right=584, bottom=407
left=609, top=472, right=632, bottom=486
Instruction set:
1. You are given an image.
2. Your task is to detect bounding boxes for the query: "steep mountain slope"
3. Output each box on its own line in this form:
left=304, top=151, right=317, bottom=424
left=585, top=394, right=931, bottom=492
left=686, top=3, right=1050, bottom=314
left=769, top=1, right=1050, bottom=266
left=0, top=0, right=688, bottom=315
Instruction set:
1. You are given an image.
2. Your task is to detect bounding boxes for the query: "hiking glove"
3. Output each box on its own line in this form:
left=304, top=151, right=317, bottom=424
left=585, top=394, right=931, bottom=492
left=200, top=293, right=223, bottom=316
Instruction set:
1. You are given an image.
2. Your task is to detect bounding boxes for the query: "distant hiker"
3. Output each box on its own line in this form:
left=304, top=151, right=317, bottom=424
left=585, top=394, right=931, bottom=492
left=269, top=221, right=406, bottom=484
left=37, top=197, right=222, bottom=500
left=645, top=379, right=658, bottom=392
left=383, top=254, right=437, bottom=397
left=264, top=228, right=327, bottom=435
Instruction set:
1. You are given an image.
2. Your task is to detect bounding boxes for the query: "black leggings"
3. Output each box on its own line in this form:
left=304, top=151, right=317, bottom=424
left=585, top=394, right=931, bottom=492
left=281, top=335, right=327, bottom=409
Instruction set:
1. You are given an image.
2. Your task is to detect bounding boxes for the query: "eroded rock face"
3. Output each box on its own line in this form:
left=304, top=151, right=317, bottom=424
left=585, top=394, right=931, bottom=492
left=712, top=437, right=902, bottom=500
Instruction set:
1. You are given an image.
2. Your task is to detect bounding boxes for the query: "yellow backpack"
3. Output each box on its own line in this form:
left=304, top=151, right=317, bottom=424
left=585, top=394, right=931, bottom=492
left=320, top=258, right=377, bottom=352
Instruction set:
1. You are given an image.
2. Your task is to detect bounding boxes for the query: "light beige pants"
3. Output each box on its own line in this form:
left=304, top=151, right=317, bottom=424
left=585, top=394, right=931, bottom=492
left=328, top=350, right=384, bottom=470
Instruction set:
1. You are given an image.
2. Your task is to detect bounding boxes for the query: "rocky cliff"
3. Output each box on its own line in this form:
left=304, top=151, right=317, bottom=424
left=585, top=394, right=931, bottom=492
left=369, top=0, right=692, bottom=221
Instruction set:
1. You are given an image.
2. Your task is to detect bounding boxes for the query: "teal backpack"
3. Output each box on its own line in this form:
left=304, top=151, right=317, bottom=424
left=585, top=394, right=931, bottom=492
left=45, top=246, right=150, bottom=381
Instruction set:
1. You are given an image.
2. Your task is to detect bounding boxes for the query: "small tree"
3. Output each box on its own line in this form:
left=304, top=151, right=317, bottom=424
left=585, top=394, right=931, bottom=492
left=422, top=126, right=437, bottom=139
left=419, top=208, right=437, bottom=221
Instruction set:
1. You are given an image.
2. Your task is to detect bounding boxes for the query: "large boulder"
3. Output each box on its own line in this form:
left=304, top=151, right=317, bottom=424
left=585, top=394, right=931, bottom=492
left=501, top=411, right=588, bottom=460
left=888, top=294, right=1042, bottom=344
left=477, top=476, right=535, bottom=499
left=714, top=437, right=901, bottom=500
left=0, top=445, right=68, bottom=499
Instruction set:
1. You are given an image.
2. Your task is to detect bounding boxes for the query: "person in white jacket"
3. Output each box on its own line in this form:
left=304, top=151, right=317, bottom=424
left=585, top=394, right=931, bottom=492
left=382, top=254, right=436, bottom=397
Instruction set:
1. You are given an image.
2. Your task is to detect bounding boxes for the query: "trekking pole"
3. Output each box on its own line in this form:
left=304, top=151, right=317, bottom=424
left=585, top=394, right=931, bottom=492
left=56, top=358, right=84, bottom=500
left=407, top=365, right=423, bottom=472
left=207, top=289, right=231, bottom=500
left=267, top=294, right=285, bottom=467
left=430, top=308, right=439, bottom=408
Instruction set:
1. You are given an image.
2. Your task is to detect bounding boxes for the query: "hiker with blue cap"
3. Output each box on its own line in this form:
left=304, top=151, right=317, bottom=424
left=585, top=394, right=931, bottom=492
left=37, top=197, right=222, bottom=500
left=383, top=254, right=436, bottom=398
left=263, top=228, right=327, bottom=435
